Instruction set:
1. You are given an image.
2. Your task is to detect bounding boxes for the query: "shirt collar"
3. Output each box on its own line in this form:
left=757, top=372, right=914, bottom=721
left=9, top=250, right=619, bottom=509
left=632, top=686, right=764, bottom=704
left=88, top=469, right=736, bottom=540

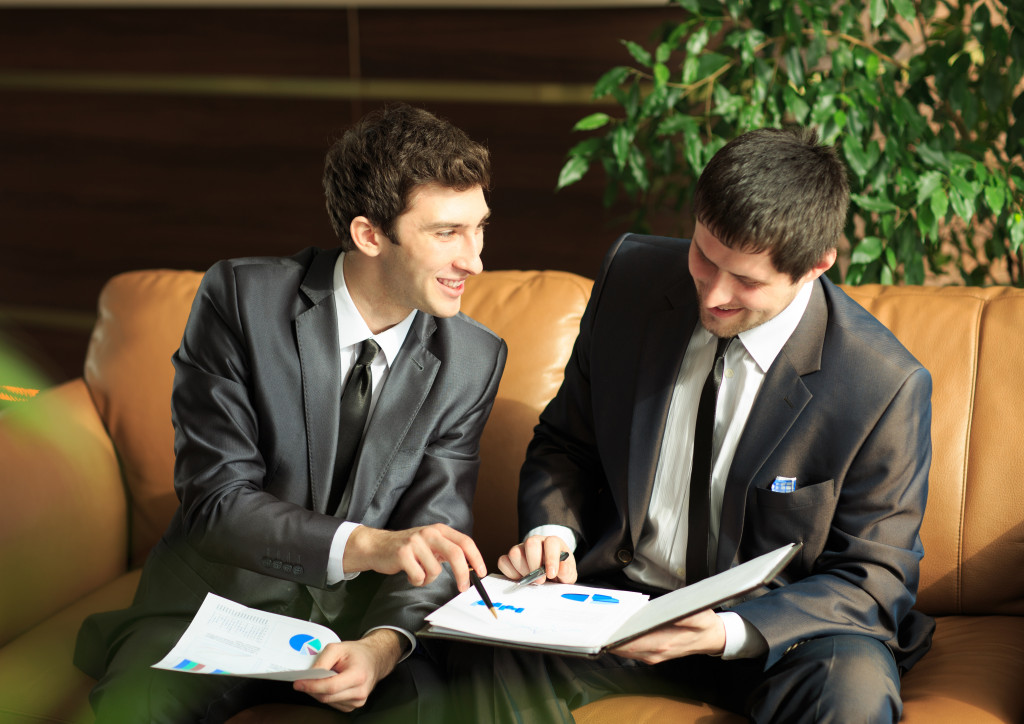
left=333, top=252, right=415, bottom=366
left=738, top=280, right=814, bottom=373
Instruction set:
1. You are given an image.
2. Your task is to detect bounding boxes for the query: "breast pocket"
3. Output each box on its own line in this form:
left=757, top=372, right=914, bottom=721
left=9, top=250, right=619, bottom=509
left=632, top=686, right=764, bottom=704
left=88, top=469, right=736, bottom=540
left=749, top=479, right=838, bottom=570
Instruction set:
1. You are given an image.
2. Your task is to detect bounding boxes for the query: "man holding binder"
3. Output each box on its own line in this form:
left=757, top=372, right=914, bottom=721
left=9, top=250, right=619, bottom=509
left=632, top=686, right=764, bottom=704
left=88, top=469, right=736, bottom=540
left=455, top=127, right=934, bottom=723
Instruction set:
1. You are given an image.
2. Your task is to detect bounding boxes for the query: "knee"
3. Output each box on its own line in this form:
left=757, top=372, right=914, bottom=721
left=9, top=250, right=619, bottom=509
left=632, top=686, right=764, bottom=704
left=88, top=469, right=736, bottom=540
left=752, top=636, right=901, bottom=724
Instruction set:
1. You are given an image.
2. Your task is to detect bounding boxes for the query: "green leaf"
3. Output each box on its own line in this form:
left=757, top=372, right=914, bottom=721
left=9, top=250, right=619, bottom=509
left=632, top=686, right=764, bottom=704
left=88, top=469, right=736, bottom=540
left=653, top=63, right=670, bottom=89
left=915, top=171, right=944, bottom=206
left=904, top=251, right=926, bottom=284
left=593, top=66, right=631, bottom=99
left=930, top=188, right=949, bottom=219
left=785, top=44, right=806, bottom=89
left=892, top=0, right=915, bottom=20
left=1010, top=213, right=1024, bottom=253
left=783, top=85, right=811, bottom=124
left=984, top=183, right=1006, bottom=216
left=917, top=143, right=951, bottom=170
left=697, top=52, right=731, bottom=79
left=627, top=145, right=649, bottom=192
left=852, top=236, right=884, bottom=263
left=844, top=136, right=871, bottom=181
left=567, top=137, right=603, bottom=158
left=573, top=113, right=612, bottom=132
left=852, top=193, right=900, bottom=213
left=612, top=124, right=634, bottom=170
left=869, top=0, right=887, bottom=28
left=655, top=41, right=672, bottom=65
left=556, top=155, right=591, bottom=190
left=622, top=40, right=652, bottom=67
left=656, top=113, right=699, bottom=137
left=949, top=187, right=973, bottom=223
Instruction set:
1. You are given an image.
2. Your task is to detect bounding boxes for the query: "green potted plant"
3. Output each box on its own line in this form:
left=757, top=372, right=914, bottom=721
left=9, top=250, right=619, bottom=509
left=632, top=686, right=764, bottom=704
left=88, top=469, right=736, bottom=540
left=558, top=0, right=1024, bottom=285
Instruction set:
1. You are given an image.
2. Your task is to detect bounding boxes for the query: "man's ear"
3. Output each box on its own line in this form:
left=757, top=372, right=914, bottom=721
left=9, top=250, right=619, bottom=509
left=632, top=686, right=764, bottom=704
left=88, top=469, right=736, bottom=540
left=349, top=216, right=384, bottom=257
left=804, top=247, right=838, bottom=282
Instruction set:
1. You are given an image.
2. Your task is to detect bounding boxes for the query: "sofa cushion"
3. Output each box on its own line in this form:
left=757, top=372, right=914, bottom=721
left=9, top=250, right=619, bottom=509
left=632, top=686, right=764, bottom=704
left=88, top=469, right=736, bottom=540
left=459, top=269, right=592, bottom=564
left=0, top=570, right=140, bottom=724
left=0, top=379, right=126, bottom=648
left=85, top=270, right=203, bottom=568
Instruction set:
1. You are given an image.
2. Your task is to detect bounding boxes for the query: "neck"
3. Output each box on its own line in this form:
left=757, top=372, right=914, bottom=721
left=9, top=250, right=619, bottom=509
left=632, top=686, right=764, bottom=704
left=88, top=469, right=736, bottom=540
left=342, top=252, right=408, bottom=335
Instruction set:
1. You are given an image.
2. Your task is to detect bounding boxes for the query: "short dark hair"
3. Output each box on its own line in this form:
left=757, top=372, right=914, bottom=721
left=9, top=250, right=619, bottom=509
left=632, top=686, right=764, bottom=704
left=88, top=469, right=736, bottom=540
left=323, top=104, right=491, bottom=250
left=692, top=126, right=850, bottom=280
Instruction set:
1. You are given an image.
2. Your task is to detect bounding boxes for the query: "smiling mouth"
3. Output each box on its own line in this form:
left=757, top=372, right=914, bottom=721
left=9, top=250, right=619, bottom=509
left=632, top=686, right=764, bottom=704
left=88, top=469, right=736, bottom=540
left=438, top=278, right=466, bottom=292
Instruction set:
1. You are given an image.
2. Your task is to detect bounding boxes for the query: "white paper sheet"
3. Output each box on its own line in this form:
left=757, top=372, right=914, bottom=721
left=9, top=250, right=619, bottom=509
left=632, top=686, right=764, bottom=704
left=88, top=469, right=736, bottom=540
left=424, top=576, right=650, bottom=654
left=152, top=593, right=337, bottom=681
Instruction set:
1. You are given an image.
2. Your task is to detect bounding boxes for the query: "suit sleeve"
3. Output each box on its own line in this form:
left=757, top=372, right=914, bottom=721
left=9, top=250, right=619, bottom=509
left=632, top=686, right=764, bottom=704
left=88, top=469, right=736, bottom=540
left=171, top=261, right=341, bottom=587
left=517, top=237, right=628, bottom=549
left=356, top=338, right=508, bottom=635
left=732, top=366, right=932, bottom=669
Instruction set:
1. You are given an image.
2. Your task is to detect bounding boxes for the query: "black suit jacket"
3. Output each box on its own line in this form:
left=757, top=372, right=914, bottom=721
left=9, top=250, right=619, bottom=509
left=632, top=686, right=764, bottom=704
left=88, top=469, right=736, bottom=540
left=519, top=234, right=933, bottom=670
left=77, top=247, right=507, bottom=676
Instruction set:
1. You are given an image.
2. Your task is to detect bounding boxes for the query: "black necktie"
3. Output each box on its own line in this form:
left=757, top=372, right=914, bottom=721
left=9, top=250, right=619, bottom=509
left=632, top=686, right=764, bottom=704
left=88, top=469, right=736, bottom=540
left=686, top=335, right=733, bottom=584
left=327, top=338, right=380, bottom=514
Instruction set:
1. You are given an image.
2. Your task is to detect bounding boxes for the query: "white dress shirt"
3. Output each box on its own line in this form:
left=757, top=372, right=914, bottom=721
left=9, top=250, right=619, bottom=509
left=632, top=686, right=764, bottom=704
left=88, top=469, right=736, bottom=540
left=529, top=280, right=813, bottom=659
left=325, top=252, right=415, bottom=584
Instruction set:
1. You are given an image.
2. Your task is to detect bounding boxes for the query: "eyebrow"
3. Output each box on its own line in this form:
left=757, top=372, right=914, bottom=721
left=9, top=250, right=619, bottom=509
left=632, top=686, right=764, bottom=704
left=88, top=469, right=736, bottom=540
left=423, top=210, right=491, bottom=231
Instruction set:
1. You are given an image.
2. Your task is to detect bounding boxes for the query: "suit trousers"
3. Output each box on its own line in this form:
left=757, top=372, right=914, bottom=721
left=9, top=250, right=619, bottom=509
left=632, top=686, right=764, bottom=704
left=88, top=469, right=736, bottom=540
left=86, top=614, right=447, bottom=724
left=444, top=634, right=901, bottom=724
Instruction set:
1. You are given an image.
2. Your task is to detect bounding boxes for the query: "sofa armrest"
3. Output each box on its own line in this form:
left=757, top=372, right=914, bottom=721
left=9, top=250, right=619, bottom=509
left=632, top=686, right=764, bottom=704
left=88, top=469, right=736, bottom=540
left=0, top=379, right=128, bottom=647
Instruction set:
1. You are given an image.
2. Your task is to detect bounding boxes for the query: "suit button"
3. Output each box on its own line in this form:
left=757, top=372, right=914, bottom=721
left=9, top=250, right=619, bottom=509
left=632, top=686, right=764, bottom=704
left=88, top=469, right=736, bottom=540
left=616, top=549, right=633, bottom=564
left=283, top=563, right=293, bottom=573
left=261, top=557, right=272, bottom=568
left=293, top=565, right=303, bottom=576
left=273, top=560, right=282, bottom=569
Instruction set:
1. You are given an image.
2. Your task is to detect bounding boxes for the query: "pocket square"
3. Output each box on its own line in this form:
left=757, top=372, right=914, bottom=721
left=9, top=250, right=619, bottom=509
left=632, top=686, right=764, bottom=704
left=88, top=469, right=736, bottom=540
left=770, top=476, right=796, bottom=493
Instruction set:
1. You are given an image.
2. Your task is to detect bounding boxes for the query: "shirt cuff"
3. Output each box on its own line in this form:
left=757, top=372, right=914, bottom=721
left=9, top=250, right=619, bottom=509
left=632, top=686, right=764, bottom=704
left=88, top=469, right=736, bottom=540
left=369, top=625, right=416, bottom=662
left=523, top=525, right=577, bottom=552
left=718, top=611, right=768, bottom=659
left=326, top=522, right=362, bottom=585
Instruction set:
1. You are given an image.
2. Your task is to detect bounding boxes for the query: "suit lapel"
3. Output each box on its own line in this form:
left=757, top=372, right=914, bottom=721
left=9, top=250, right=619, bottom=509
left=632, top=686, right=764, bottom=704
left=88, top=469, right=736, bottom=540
left=627, top=278, right=700, bottom=550
left=296, top=249, right=344, bottom=514
left=345, top=312, right=439, bottom=520
left=716, top=280, right=827, bottom=568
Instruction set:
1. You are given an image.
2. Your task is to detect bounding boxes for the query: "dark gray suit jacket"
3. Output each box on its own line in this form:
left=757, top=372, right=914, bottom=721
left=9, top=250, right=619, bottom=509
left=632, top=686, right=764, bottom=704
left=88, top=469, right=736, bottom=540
left=77, top=246, right=506, bottom=676
left=519, top=234, right=933, bottom=671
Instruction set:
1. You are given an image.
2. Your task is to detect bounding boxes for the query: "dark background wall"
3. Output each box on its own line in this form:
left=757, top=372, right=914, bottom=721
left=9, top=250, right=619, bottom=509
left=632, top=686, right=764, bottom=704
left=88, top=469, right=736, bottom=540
left=0, top=3, right=685, bottom=386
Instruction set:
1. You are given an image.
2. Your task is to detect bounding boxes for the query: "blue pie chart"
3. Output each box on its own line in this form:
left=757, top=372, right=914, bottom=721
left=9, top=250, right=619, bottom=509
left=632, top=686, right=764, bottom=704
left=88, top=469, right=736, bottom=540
left=289, top=633, right=323, bottom=655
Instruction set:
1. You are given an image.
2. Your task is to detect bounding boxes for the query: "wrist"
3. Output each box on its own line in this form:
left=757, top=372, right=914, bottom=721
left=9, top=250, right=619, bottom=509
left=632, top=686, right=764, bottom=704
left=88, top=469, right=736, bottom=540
left=360, top=628, right=404, bottom=677
left=342, top=525, right=379, bottom=573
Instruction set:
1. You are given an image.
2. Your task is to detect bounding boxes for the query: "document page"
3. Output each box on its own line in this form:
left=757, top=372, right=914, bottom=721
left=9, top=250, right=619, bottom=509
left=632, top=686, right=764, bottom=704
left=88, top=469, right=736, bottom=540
left=152, top=593, right=338, bottom=681
left=424, top=576, right=650, bottom=654
left=422, top=543, right=800, bottom=656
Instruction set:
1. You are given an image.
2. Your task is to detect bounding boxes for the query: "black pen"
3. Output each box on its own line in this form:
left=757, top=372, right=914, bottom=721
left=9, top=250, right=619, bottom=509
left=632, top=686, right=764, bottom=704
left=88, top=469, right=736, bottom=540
left=470, top=570, right=498, bottom=619
left=507, top=550, right=570, bottom=592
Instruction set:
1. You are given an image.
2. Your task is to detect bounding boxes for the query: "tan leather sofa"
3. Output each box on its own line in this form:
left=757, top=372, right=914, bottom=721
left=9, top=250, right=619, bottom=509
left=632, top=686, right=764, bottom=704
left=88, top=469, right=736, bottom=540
left=2, top=267, right=1023, bottom=723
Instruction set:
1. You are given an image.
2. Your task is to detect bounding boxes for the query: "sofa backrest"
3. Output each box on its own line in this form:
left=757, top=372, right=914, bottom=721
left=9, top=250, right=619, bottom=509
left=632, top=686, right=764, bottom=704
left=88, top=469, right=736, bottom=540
left=842, top=284, right=1024, bottom=617
left=83, top=267, right=592, bottom=568
left=83, top=268, right=1024, bottom=617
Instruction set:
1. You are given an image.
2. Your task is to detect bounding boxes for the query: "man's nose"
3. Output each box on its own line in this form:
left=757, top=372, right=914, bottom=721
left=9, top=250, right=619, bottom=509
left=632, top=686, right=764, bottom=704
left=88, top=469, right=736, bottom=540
left=455, top=234, right=483, bottom=275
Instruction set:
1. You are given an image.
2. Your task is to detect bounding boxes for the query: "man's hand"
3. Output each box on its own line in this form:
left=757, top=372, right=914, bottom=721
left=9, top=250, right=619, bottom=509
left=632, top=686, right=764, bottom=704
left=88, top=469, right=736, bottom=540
left=610, top=609, right=725, bottom=664
left=293, top=629, right=403, bottom=712
left=344, top=523, right=486, bottom=592
left=497, top=535, right=576, bottom=584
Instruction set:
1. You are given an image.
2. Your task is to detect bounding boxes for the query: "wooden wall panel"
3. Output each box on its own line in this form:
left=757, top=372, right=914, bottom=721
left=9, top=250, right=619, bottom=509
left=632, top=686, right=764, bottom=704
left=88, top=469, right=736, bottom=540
left=0, top=8, right=351, bottom=76
left=0, top=5, right=682, bottom=385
